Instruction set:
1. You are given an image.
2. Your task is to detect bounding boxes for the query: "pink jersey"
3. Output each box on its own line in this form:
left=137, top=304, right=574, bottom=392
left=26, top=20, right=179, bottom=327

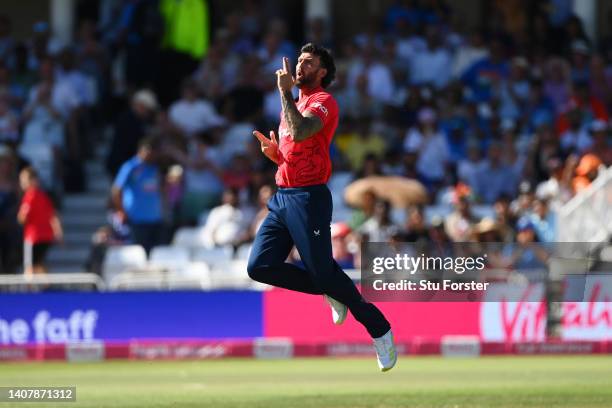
left=275, top=86, right=339, bottom=187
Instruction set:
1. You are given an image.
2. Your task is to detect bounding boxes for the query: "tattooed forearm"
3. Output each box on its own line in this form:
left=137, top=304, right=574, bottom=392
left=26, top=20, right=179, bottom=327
left=281, top=90, right=323, bottom=142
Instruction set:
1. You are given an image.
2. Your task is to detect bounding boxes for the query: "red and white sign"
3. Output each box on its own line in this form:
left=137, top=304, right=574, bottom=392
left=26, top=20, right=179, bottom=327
left=562, top=277, right=612, bottom=341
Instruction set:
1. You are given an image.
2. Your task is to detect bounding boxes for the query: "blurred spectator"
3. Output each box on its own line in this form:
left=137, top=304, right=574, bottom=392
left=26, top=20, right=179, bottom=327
left=21, top=79, right=64, bottom=149
left=111, top=137, right=165, bottom=254
left=358, top=199, right=397, bottom=242
left=585, top=120, right=612, bottom=165
left=452, top=30, right=488, bottom=79
left=445, top=186, right=478, bottom=242
left=493, top=194, right=516, bottom=242
left=0, top=145, right=18, bottom=273
left=348, top=189, right=377, bottom=230
left=461, top=37, right=509, bottom=102
left=106, top=89, right=158, bottom=177
left=401, top=205, right=429, bottom=242
left=0, top=94, right=18, bottom=144
left=18, top=167, right=63, bottom=276
left=457, top=140, right=484, bottom=189
left=347, top=45, right=394, bottom=103
left=404, top=108, right=449, bottom=190
left=27, top=57, right=79, bottom=120
left=170, top=132, right=224, bottom=224
left=331, top=222, right=354, bottom=269
left=535, top=156, right=570, bottom=211
left=474, top=142, right=518, bottom=203
left=571, top=153, right=602, bottom=193
left=525, top=198, right=556, bottom=243
left=343, top=117, right=386, bottom=171
left=410, top=26, right=452, bottom=89
left=201, top=188, right=251, bottom=248
left=169, top=78, right=225, bottom=137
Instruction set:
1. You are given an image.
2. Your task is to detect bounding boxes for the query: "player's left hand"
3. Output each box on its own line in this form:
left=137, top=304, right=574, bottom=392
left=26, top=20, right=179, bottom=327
left=276, top=57, right=295, bottom=92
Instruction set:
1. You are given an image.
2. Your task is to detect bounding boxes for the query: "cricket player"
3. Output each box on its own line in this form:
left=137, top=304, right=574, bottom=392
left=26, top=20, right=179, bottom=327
left=248, top=43, right=396, bottom=371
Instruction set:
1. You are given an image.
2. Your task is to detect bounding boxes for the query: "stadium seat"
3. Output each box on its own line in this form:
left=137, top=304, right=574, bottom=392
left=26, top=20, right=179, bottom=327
left=191, top=246, right=233, bottom=266
left=236, top=244, right=252, bottom=260
left=167, top=262, right=213, bottom=290
left=149, top=246, right=191, bottom=271
left=209, top=259, right=253, bottom=289
left=102, top=245, right=148, bottom=284
left=172, top=227, right=202, bottom=248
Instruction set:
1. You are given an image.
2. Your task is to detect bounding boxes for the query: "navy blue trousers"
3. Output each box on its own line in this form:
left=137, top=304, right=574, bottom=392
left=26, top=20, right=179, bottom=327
left=247, top=184, right=390, bottom=338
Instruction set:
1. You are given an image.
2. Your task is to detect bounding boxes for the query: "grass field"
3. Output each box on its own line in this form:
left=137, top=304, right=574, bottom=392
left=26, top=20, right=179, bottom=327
left=1, top=356, right=611, bottom=408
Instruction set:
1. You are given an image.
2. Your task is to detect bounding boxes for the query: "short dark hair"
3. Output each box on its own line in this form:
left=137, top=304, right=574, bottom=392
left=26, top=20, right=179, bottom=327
left=300, top=43, right=336, bottom=88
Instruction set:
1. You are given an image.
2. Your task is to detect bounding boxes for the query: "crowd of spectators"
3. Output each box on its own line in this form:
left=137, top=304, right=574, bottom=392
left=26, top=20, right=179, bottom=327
left=0, top=0, right=611, bottom=274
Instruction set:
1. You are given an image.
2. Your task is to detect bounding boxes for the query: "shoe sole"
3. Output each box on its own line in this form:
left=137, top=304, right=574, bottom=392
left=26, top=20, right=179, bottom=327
left=380, top=352, right=398, bottom=372
left=324, top=295, right=347, bottom=325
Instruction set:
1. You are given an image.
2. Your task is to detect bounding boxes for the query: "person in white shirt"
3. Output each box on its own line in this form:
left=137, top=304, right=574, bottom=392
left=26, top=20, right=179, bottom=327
left=27, top=58, right=79, bottom=120
left=168, top=79, right=226, bottom=137
left=347, top=45, right=394, bottom=103
left=410, top=27, right=452, bottom=89
left=403, top=108, right=450, bottom=187
left=201, top=188, right=252, bottom=248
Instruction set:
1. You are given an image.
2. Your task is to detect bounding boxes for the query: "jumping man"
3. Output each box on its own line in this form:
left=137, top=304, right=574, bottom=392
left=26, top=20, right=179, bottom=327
left=248, top=43, right=397, bottom=371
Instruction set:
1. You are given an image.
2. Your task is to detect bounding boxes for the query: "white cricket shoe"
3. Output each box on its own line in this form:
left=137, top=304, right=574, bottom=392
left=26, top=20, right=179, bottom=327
left=324, top=295, right=347, bottom=325
left=373, top=329, right=397, bottom=372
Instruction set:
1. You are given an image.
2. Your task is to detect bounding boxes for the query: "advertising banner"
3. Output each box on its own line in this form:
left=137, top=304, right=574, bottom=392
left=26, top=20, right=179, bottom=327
left=0, top=291, right=262, bottom=345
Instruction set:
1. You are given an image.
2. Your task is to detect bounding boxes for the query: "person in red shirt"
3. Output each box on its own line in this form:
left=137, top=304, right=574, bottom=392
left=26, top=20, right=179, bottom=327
left=17, top=167, right=62, bottom=276
left=248, top=43, right=396, bottom=371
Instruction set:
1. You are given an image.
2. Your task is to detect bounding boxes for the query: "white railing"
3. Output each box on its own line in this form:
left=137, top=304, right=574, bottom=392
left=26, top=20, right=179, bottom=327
left=0, top=273, right=106, bottom=292
left=557, top=166, right=612, bottom=243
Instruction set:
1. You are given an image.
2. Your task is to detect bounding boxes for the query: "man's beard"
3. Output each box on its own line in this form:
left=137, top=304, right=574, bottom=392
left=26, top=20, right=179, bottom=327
left=295, top=71, right=318, bottom=88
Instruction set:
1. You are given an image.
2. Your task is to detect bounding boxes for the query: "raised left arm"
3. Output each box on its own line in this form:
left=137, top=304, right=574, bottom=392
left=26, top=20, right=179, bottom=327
left=280, top=89, right=323, bottom=142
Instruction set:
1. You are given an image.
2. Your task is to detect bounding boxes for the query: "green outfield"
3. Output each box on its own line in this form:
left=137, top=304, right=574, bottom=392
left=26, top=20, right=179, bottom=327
left=1, top=356, right=611, bottom=408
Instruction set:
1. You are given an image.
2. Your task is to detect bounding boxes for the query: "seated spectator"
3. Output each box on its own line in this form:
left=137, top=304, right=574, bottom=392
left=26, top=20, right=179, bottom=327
left=343, top=117, right=387, bottom=171
left=474, top=142, right=518, bottom=204
left=457, top=140, right=484, bottom=190
left=111, top=137, right=165, bottom=254
left=201, top=188, right=251, bottom=248
left=169, top=78, right=225, bottom=137
left=404, top=108, right=450, bottom=190
left=21, top=82, right=64, bottom=149
left=501, top=219, right=551, bottom=282
left=559, top=106, right=592, bottom=154
left=347, top=44, right=394, bottom=103
left=401, top=205, right=429, bottom=243
left=348, top=189, right=377, bottom=230
left=170, top=132, right=224, bottom=224
left=445, top=187, right=478, bottom=242
left=17, top=167, right=62, bottom=276
left=358, top=199, right=397, bottom=242
left=331, top=222, right=354, bottom=269
left=452, top=30, right=488, bottom=79
left=493, top=194, right=516, bottom=243
left=525, top=198, right=556, bottom=243
left=410, top=26, right=452, bottom=89
left=586, top=120, right=612, bottom=166
left=535, top=156, right=572, bottom=210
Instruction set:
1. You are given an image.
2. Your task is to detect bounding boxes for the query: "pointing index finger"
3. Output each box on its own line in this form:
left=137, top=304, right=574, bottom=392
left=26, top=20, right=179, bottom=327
left=253, top=130, right=269, bottom=144
left=283, top=57, right=290, bottom=73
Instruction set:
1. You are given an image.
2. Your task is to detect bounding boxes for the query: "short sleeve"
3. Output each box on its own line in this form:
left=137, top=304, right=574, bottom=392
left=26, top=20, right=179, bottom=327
left=304, top=92, right=338, bottom=126
left=113, top=160, right=134, bottom=189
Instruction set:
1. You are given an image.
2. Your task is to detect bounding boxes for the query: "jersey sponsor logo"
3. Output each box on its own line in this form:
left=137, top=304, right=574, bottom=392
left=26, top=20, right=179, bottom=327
left=311, top=102, right=328, bottom=117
